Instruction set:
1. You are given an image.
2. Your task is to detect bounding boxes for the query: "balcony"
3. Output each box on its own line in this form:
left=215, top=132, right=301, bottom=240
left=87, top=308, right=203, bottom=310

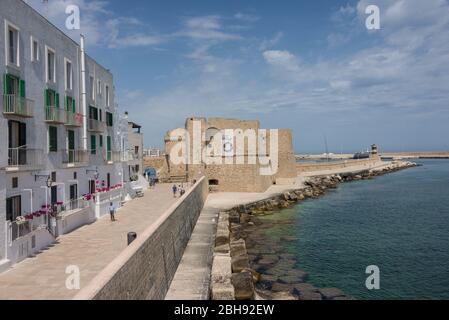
left=7, top=147, right=43, bottom=171
left=128, top=151, right=141, bottom=161
left=2, top=94, right=34, bottom=117
left=88, top=119, right=105, bottom=132
left=45, top=106, right=66, bottom=124
left=104, top=150, right=121, bottom=164
left=61, top=149, right=89, bottom=166
left=65, top=111, right=83, bottom=127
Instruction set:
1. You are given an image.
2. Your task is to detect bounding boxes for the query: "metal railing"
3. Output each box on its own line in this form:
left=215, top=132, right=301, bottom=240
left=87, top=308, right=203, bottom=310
left=88, top=119, right=105, bottom=132
left=58, top=198, right=90, bottom=217
left=62, top=149, right=89, bottom=165
left=104, top=150, right=121, bottom=163
left=128, top=151, right=141, bottom=161
left=65, top=111, right=83, bottom=127
left=8, top=220, right=32, bottom=242
left=2, top=94, right=34, bottom=117
left=7, top=146, right=43, bottom=168
left=45, top=106, right=66, bottom=124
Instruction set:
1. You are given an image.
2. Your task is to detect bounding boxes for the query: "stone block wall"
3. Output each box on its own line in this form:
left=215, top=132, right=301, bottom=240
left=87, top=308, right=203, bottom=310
left=74, top=177, right=209, bottom=300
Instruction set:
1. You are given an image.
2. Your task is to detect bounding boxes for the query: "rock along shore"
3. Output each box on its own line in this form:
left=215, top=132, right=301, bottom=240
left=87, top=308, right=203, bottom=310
left=209, top=161, right=418, bottom=300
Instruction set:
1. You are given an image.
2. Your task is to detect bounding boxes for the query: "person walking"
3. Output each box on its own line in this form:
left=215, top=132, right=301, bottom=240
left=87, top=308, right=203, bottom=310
left=172, top=184, right=178, bottom=197
left=109, top=202, right=116, bottom=222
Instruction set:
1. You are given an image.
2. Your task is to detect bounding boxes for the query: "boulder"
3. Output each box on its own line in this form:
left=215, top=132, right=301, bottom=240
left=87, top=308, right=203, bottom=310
left=231, top=254, right=250, bottom=273
left=232, top=271, right=255, bottom=300
left=241, top=268, right=261, bottom=283
left=215, top=226, right=230, bottom=247
left=271, top=282, right=294, bottom=293
left=240, top=213, right=251, bottom=224
left=318, top=287, right=346, bottom=300
left=298, top=291, right=322, bottom=300
left=214, top=243, right=230, bottom=254
left=271, top=292, right=297, bottom=300
left=257, top=255, right=279, bottom=266
left=230, top=239, right=247, bottom=257
left=292, top=283, right=319, bottom=294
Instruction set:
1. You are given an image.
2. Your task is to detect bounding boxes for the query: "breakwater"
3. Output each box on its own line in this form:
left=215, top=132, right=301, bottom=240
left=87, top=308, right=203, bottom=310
left=210, top=161, right=417, bottom=300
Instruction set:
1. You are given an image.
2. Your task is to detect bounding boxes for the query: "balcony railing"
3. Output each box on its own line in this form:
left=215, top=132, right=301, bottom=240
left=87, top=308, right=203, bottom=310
left=45, top=106, right=66, bottom=124
left=2, top=94, right=34, bottom=117
left=62, top=149, right=89, bottom=165
left=65, top=111, right=83, bottom=127
left=128, top=151, right=141, bottom=161
left=104, top=150, right=121, bottom=163
left=58, top=198, right=90, bottom=217
left=7, top=146, right=43, bottom=169
left=88, top=119, right=105, bottom=132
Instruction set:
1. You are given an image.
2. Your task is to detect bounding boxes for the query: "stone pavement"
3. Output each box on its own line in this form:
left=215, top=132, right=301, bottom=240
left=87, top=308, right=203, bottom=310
left=0, top=184, right=178, bottom=300
left=165, top=203, right=219, bottom=300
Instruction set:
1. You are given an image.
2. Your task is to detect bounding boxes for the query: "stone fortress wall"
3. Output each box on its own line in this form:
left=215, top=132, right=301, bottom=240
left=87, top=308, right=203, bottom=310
left=147, top=117, right=298, bottom=192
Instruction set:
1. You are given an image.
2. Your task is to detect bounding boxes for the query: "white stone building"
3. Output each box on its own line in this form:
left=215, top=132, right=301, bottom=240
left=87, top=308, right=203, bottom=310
left=0, top=0, right=129, bottom=271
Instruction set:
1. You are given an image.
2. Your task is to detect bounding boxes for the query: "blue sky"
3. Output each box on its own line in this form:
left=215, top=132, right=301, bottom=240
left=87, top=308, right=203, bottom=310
left=26, top=0, right=449, bottom=153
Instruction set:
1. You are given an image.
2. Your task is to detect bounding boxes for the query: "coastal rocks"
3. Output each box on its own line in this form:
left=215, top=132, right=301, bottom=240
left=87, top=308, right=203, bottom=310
left=318, top=287, right=346, bottom=300
left=231, top=271, right=255, bottom=300
left=271, top=292, right=298, bottom=300
left=231, top=254, right=250, bottom=273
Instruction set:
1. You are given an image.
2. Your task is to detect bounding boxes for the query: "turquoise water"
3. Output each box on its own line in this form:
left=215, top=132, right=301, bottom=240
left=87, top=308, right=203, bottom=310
left=269, top=160, right=449, bottom=299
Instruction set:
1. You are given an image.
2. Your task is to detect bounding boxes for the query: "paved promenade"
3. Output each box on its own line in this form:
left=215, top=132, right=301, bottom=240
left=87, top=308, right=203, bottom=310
left=0, top=184, right=178, bottom=300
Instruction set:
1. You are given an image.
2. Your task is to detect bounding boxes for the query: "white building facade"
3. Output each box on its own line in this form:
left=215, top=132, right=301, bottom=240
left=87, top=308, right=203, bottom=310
left=0, top=0, right=126, bottom=270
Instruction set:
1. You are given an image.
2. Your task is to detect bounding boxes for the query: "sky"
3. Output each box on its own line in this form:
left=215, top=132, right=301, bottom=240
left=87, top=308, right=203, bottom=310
left=25, top=0, right=449, bottom=153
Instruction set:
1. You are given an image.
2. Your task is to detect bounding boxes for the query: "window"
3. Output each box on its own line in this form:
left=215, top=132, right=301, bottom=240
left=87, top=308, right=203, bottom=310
left=90, top=135, right=96, bottom=154
left=66, top=96, right=75, bottom=112
left=65, top=59, right=72, bottom=90
left=73, top=172, right=77, bottom=180
left=6, top=196, right=21, bottom=221
left=12, top=177, right=18, bottom=189
left=105, top=85, right=110, bottom=106
left=6, top=23, right=19, bottom=67
left=106, top=112, right=113, bottom=126
left=49, top=126, right=58, bottom=152
left=31, top=37, right=39, bottom=62
left=99, top=135, right=103, bottom=147
left=46, top=47, right=56, bottom=83
left=97, top=79, right=102, bottom=95
left=90, top=76, right=95, bottom=100
left=51, top=171, right=57, bottom=182
left=89, top=106, right=98, bottom=120
left=45, top=89, right=59, bottom=108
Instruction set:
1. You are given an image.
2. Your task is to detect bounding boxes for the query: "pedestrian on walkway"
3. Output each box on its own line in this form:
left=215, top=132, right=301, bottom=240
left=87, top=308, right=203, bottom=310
left=172, top=184, right=178, bottom=197
left=109, top=202, right=116, bottom=221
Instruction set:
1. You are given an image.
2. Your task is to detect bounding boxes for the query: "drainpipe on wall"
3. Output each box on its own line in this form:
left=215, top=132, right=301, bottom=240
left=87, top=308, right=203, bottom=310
left=80, top=35, right=88, bottom=151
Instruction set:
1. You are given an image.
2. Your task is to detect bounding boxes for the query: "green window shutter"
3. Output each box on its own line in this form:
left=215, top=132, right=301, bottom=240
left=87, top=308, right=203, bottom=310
left=49, top=126, right=57, bottom=152
left=55, top=93, right=60, bottom=108
left=72, top=98, right=76, bottom=113
left=65, top=96, right=69, bottom=111
left=107, top=136, right=111, bottom=151
left=90, top=135, right=96, bottom=154
left=19, top=80, right=25, bottom=98
left=45, top=89, right=49, bottom=107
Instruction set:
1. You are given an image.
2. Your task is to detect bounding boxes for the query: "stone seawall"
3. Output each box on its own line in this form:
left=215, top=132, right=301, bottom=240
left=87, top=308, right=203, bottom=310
left=210, top=161, right=417, bottom=300
left=74, top=177, right=209, bottom=300
left=296, top=158, right=379, bottom=173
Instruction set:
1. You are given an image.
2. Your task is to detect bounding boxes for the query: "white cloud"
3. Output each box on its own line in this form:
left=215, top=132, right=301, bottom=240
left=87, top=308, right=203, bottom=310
left=263, top=50, right=300, bottom=72
left=177, top=15, right=241, bottom=41
left=259, top=32, right=284, bottom=51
